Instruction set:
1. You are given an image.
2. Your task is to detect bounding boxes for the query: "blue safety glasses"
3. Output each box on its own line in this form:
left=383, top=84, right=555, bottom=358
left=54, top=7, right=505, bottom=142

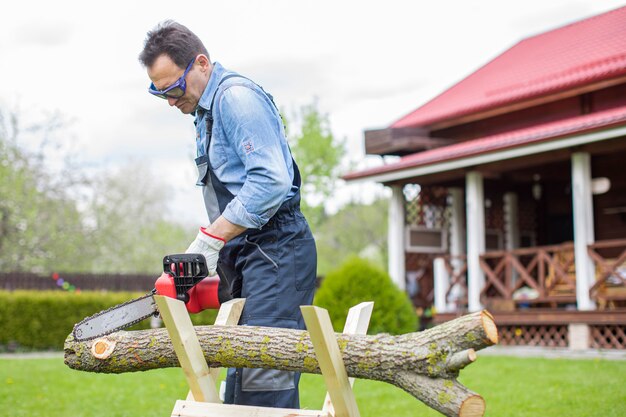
left=148, top=58, right=195, bottom=99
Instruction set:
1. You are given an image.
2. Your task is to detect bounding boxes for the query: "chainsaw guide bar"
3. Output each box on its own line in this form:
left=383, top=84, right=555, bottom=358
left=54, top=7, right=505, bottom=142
left=72, top=290, right=158, bottom=342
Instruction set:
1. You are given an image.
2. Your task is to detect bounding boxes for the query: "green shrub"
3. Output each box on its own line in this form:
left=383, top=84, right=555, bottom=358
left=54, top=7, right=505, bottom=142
left=0, top=290, right=218, bottom=351
left=313, top=256, right=418, bottom=335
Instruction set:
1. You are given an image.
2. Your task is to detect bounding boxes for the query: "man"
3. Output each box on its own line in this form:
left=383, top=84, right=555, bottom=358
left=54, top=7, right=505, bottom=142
left=139, top=21, right=317, bottom=409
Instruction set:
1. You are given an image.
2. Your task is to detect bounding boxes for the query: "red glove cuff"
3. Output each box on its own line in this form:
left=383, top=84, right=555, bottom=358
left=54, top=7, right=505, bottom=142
left=199, top=227, right=226, bottom=243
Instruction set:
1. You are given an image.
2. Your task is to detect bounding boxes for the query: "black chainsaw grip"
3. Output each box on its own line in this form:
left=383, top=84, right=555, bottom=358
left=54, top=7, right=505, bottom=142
left=163, top=253, right=209, bottom=303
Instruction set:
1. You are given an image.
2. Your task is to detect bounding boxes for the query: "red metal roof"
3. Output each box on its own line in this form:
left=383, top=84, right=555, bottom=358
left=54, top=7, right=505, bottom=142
left=392, top=6, right=626, bottom=129
left=345, top=104, right=626, bottom=181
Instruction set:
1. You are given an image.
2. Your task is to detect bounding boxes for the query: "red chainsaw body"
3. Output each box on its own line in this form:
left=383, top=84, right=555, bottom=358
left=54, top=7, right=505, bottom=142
left=154, top=272, right=221, bottom=313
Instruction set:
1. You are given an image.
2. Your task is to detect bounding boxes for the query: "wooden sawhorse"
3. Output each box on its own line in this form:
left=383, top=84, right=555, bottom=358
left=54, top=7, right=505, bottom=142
left=154, top=295, right=373, bottom=417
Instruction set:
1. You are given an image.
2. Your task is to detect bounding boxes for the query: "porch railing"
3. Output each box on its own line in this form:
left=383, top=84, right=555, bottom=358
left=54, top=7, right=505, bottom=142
left=588, top=239, right=626, bottom=308
left=479, top=242, right=577, bottom=305
left=434, top=239, right=626, bottom=312
left=436, top=255, right=468, bottom=310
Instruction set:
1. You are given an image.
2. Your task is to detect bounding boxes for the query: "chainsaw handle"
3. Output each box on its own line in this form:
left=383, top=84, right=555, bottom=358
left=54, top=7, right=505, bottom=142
left=161, top=253, right=210, bottom=302
left=154, top=273, right=221, bottom=313
left=154, top=253, right=220, bottom=313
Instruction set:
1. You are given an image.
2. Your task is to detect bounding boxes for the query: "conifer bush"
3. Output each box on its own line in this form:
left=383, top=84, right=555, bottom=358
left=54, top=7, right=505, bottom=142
left=314, top=256, right=418, bottom=334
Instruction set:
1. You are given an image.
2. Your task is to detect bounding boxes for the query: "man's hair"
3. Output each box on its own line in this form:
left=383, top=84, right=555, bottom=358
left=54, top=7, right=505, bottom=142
left=139, top=20, right=209, bottom=68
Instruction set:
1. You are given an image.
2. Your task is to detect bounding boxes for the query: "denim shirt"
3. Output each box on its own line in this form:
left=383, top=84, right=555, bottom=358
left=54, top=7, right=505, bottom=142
left=194, top=62, right=297, bottom=229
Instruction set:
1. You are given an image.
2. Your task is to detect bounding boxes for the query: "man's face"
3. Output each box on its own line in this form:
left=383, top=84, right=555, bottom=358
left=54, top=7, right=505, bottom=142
left=147, top=54, right=208, bottom=114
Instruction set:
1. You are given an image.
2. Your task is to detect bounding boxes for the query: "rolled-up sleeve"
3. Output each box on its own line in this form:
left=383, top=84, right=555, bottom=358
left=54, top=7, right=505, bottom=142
left=217, top=86, right=292, bottom=228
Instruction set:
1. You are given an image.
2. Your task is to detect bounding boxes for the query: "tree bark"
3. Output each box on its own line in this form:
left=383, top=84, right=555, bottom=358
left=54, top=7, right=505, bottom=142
left=65, top=310, right=497, bottom=417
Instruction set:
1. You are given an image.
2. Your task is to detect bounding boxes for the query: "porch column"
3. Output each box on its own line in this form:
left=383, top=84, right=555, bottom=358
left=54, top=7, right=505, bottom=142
left=433, top=257, right=449, bottom=313
left=504, top=192, right=520, bottom=287
left=449, top=188, right=465, bottom=310
left=571, top=152, right=596, bottom=311
left=434, top=188, right=465, bottom=313
left=449, top=188, right=465, bottom=260
left=388, top=185, right=406, bottom=291
left=503, top=192, right=520, bottom=251
left=466, top=172, right=486, bottom=312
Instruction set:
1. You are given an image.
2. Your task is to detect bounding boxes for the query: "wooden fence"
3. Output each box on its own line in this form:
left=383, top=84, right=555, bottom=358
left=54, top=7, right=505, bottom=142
left=0, top=272, right=156, bottom=292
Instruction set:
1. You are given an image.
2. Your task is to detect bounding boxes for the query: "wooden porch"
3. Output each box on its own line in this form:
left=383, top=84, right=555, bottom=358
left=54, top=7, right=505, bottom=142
left=430, top=238, right=626, bottom=349
left=434, top=238, right=626, bottom=311
left=434, top=308, right=626, bottom=350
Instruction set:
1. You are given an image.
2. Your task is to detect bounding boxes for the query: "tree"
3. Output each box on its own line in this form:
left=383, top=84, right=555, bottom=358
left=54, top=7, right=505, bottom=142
left=0, top=109, right=91, bottom=272
left=315, top=198, right=389, bottom=276
left=86, top=162, right=192, bottom=273
left=0, top=107, right=192, bottom=274
left=284, top=103, right=391, bottom=275
left=287, top=101, right=345, bottom=229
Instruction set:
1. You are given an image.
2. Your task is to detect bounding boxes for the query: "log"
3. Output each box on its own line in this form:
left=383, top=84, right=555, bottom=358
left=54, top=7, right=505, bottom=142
left=64, top=310, right=498, bottom=417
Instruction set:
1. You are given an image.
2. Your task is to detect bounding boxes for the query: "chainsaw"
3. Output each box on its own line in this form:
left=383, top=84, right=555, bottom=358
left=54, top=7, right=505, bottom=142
left=72, top=253, right=220, bottom=342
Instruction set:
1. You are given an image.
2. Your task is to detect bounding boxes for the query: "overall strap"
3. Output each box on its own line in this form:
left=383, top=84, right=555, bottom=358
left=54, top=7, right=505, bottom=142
left=204, top=73, right=300, bottom=190
left=205, top=74, right=282, bottom=148
left=206, top=74, right=246, bottom=126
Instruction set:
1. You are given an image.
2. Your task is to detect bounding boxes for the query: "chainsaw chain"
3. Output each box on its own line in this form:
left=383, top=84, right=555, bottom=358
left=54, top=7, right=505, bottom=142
left=72, top=289, right=157, bottom=341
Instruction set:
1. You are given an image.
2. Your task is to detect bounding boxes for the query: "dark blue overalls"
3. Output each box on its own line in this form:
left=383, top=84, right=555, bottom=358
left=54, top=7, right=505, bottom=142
left=194, top=75, right=317, bottom=408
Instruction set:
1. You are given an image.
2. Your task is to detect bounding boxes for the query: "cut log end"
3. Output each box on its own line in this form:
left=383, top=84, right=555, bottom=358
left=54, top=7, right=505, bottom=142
left=91, top=338, right=116, bottom=360
left=459, top=395, right=486, bottom=417
left=446, top=349, right=477, bottom=372
left=480, top=310, right=498, bottom=345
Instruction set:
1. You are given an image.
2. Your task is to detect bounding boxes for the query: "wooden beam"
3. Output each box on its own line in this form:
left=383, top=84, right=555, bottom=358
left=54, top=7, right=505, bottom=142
left=186, top=299, right=245, bottom=401
left=322, top=302, right=373, bottom=415
left=155, top=295, right=220, bottom=403
left=301, top=306, right=360, bottom=417
left=364, top=127, right=454, bottom=156
left=170, top=400, right=328, bottom=417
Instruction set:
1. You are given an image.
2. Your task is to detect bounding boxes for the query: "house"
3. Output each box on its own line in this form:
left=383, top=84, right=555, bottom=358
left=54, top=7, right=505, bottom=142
left=345, top=6, right=626, bottom=350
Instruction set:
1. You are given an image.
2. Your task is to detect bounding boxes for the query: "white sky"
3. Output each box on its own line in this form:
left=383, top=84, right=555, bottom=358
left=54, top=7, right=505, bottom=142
left=1, top=0, right=624, bottom=226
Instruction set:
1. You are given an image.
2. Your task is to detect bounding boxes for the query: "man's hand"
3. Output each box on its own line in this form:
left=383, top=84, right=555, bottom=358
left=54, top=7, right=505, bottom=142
left=185, top=227, right=226, bottom=276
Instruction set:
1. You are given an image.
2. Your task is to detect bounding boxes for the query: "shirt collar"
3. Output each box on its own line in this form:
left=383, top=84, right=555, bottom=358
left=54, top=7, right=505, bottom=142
left=197, top=62, right=226, bottom=112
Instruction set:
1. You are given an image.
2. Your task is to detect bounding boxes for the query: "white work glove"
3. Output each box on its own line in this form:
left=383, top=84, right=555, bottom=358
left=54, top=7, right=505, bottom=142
left=185, top=227, right=225, bottom=276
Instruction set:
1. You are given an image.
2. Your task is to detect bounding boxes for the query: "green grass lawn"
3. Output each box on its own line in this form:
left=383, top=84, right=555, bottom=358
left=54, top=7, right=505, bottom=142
left=1, top=355, right=625, bottom=416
